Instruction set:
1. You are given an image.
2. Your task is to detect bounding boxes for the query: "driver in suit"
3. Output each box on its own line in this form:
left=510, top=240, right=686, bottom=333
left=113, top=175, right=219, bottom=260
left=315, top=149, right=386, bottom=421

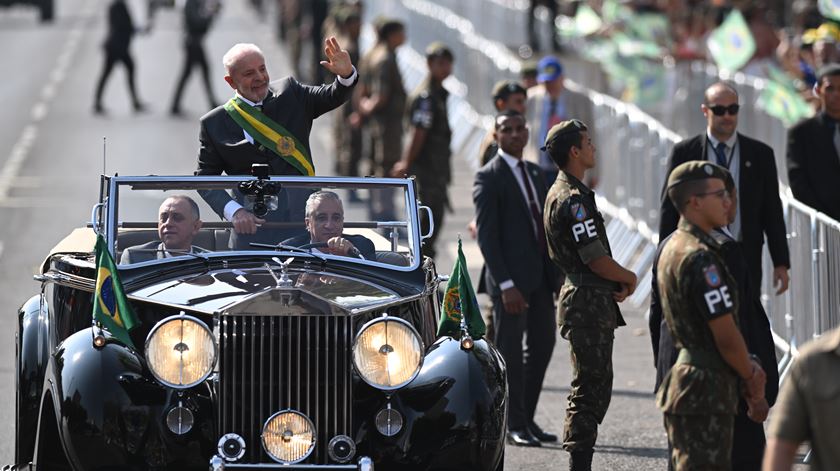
left=120, top=195, right=208, bottom=264
left=195, top=40, right=357, bottom=249
left=281, top=191, right=375, bottom=260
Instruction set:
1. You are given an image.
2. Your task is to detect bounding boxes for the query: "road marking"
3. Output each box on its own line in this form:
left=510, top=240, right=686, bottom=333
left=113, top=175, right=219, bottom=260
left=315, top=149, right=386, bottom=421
left=0, top=241, right=4, bottom=261
left=0, top=0, right=96, bottom=203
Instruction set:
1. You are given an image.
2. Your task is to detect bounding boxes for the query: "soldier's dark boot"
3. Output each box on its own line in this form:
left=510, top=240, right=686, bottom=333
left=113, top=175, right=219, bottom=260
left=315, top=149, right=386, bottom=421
left=569, top=449, right=593, bottom=471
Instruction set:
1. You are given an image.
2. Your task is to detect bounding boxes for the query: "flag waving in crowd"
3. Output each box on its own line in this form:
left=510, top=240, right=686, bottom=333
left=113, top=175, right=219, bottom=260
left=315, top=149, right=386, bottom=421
left=93, top=235, right=139, bottom=348
left=437, top=238, right=485, bottom=339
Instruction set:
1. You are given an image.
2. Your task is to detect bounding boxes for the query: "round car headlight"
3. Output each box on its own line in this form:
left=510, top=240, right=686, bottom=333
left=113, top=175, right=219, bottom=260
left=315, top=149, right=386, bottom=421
left=262, top=410, right=316, bottom=464
left=145, top=314, right=217, bottom=388
left=352, top=316, right=423, bottom=390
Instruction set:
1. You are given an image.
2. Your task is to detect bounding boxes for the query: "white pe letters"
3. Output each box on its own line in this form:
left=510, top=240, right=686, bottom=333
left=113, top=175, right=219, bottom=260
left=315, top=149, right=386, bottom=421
left=572, top=219, right=597, bottom=242
left=703, top=286, right=733, bottom=314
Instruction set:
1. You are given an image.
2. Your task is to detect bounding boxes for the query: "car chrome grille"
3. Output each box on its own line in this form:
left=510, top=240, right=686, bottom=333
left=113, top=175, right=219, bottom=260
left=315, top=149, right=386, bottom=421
left=218, top=314, right=354, bottom=464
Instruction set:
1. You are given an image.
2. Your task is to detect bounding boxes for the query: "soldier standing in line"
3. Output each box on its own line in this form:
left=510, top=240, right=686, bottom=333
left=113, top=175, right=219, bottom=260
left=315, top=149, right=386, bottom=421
left=542, top=119, right=637, bottom=471
left=357, top=19, right=406, bottom=219
left=656, top=160, right=768, bottom=470
left=390, top=42, right=454, bottom=259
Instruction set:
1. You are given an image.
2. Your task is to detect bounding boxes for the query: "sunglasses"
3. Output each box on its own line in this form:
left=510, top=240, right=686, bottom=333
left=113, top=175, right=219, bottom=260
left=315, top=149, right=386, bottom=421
left=694, top=188, right=731, bottom=200
left=707, top=104, right=740, bottom=116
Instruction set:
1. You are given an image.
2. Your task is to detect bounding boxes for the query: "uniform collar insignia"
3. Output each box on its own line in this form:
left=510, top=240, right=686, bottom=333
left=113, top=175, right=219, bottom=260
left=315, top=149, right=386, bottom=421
left=558, top=170, right=592, bottom=195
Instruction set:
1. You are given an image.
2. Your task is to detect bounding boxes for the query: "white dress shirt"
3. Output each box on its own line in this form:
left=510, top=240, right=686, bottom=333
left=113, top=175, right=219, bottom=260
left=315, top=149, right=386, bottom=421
left=497, top=150, right=542, bottom=291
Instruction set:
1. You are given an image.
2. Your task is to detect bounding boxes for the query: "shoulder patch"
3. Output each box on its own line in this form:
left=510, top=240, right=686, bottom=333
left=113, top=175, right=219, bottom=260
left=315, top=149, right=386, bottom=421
left=571, top=202, right=587, bottom=221
left=703, top=264, right=721, bottom=287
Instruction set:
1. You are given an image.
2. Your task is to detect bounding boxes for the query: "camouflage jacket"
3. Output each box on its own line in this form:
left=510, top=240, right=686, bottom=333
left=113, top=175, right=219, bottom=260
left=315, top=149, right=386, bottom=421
left=656, top=219, right=740, bottom=415
left=407, top=79, right=451, bottom=188
left=544, top=170, right=625, bottom=329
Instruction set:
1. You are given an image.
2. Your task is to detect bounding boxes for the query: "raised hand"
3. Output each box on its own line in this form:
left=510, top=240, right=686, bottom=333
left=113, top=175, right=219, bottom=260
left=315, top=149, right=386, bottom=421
left=320, top=36, right=353, bottom=78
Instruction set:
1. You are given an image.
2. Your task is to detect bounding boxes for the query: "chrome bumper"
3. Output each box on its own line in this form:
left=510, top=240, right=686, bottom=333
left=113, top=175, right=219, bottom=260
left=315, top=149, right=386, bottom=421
left=210, top=456, right=373, bottom=471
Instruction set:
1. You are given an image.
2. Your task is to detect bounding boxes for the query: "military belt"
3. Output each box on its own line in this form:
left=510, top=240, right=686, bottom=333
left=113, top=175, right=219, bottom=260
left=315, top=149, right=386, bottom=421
left=676, top=348, right=726, bottom=371
left=564, top=273, right=619, bottom=291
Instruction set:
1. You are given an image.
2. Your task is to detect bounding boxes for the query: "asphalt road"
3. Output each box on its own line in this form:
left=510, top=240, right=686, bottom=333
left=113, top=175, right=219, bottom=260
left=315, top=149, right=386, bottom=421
left=0, top=0, right=678, bottom=468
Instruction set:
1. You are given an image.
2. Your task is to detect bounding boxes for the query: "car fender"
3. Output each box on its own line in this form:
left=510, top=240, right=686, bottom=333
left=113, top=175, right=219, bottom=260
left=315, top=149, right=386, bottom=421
left=16, top=294, right=49, bottom=463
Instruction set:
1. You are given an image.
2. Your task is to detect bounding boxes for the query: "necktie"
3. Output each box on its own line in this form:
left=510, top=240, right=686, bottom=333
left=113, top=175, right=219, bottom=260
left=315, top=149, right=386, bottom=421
left=518, top=161, right=547, bottom=253
left=833, top=123, right=840, bottom=161
left=714, top=142, right=728, bottom=167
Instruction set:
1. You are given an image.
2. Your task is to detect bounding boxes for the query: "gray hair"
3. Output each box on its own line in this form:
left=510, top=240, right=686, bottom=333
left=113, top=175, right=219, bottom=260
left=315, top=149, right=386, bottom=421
left=163, top=194, right=200, bottom=220
left=305, top=191, right=343, bottom=218
left=222, top=43, right=264, bottom=75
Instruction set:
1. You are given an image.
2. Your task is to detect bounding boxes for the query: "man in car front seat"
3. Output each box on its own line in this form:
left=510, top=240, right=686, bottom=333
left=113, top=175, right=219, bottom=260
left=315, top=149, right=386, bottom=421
left=120, top=195, right=208, bottom=264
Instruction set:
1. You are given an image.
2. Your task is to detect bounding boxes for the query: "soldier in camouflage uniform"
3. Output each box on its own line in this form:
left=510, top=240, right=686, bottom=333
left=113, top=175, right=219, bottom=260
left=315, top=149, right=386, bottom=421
left=656, top=160, right=768, bottom=470
left=391, top=42, right=454, bottom=259
left=542, top=120, right=638, bottom=471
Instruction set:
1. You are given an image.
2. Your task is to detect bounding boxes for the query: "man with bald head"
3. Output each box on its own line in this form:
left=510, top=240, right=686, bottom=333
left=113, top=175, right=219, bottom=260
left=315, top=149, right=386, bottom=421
left=196, top=40, right=357, bottom=248
left=659, top=81, right=790, bottom=300
left=120, top=195, right=207, bottom=264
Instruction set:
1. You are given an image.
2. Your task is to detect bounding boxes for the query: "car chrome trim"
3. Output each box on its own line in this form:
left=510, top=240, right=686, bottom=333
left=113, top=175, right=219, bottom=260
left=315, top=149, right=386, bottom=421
left=209, top=458, right=368, bottom=470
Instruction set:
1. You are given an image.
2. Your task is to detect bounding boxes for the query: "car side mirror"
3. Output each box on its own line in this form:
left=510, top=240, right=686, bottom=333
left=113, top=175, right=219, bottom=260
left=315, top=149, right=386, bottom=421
left=419, top=205, right=435, bottom=241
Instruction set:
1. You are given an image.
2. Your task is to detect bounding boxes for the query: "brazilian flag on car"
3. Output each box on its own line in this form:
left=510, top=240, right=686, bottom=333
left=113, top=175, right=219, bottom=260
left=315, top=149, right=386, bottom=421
left=93, top=235, right=139, bottom=349
left=437, top=239, right=485, bottom=339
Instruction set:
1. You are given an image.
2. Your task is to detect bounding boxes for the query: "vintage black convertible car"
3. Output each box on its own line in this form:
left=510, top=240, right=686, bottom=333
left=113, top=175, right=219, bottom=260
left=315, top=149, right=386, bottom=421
left=13, top=175, right=506, bottom=470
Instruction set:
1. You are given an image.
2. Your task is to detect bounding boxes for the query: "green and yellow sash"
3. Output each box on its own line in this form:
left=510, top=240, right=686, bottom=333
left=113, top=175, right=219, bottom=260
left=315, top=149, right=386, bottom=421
left=224, top=96, right=315, bottom=176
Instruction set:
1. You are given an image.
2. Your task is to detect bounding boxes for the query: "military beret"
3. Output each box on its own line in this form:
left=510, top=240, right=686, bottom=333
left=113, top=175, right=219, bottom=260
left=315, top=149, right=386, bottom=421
left=425, top=41, right=454, bottom=60
left=520, top=59, right=538, bottom=76
left=666, top=160, right=730, bottom=190
left=334, top=6, right=360, bottom=24
left=492, top=80, right=527, bottom=101
left=541, top=119, right=588, bottom=151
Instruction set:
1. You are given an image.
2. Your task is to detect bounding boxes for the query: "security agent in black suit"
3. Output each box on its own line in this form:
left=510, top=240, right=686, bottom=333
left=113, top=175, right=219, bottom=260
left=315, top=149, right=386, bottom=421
left=786, top=64, right=840, bottom=222
left=281, top=190, right=375, bottom=261
left=474, top=111, right=559, bottom=447
left=659, top=81, right=790, bottom=296
left=650, top=171, right=778, bottom=471
left=195, top=40, right=357, bottom=248
left=93, top=0, right=145, bottom=113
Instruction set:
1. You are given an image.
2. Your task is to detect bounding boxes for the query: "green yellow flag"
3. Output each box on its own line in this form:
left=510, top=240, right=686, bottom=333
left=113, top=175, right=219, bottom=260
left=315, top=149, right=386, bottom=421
left=706, top=10, right=756, bottom=72
left=437, top=239, right=485, bottom=339
left=757, top=80, right=814, bottom=127
left=93, top=235, right=139, bottom=349
left=818, top=0, right=840, bottom=22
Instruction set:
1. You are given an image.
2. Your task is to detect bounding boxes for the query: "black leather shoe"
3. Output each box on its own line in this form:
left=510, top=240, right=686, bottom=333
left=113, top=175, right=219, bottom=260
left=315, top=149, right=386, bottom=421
left=528, top=422, right=558, bottom=442
left=506, top=428, right=541, bottom=447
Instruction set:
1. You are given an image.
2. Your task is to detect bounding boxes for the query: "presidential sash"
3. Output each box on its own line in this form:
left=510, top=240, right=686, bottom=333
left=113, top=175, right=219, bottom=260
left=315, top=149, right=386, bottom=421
left=224, top=96, right=315, bottom=176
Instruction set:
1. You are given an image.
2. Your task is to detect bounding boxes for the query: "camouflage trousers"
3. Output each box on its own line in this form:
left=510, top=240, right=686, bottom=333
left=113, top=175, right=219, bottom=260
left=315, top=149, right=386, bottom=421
left=664, top=413, right=733, bottom=471
left=560, top=326, right=614, bottom=451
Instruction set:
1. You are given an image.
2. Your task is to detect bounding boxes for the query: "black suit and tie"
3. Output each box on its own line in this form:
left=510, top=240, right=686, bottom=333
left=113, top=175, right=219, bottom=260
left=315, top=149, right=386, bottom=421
left=473, top=152, right=559, bottom=437
left=786, top=113, right=840, bottom=221
left=659, top=133, right=790, bottom=288
left=196, top=75, right=355, bottom=248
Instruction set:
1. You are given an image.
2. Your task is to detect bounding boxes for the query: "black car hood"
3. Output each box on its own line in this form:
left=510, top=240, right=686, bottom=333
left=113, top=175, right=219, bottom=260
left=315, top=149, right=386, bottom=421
left=129, top=268, right=400, bottom=315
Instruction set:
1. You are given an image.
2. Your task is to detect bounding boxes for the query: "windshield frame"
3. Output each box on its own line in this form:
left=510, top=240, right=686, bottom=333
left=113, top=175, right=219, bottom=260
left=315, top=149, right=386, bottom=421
left=103, top=175, right=422, bottom=272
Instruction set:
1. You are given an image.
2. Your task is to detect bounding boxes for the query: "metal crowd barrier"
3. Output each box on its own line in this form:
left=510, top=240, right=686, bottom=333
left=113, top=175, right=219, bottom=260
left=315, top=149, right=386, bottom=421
left=361, top=0, right=840, bottom=356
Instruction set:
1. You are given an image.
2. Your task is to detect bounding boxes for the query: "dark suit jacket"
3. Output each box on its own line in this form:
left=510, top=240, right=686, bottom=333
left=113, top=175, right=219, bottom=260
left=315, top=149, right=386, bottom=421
left=786, top=113, right=840, bottom=221
left=650, top=230, right=779, bottom=406
left=473, top=156, right=558, bottom=297
left=120, top=241, right=208, bottom=264
left=280, top=233, right=376, bottom=261
left=196, top=75, right=355, bottom=217
left=659, top=133, right=790, bottom=286
left=105, top=0, right=135, bottom=53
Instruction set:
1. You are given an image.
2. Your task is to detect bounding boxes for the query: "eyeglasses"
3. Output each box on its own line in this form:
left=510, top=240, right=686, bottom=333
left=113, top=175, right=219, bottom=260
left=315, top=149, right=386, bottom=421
left=694, top=188, right=731, bottom=200
left=707, top=104, right=740, bottom=116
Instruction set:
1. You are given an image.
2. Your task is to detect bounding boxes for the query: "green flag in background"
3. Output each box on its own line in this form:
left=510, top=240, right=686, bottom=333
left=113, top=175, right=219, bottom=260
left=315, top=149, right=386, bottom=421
left=558, top=3, right=602, bottom=38
left=93, top=235, right=139, bottom=349
left=437, top=239, right=485, bottom=339
left=707, top=10, right=756, bottom=72
left=757, top=80, right=814, bottom=126
left=818, top=0, right=840, bottom=22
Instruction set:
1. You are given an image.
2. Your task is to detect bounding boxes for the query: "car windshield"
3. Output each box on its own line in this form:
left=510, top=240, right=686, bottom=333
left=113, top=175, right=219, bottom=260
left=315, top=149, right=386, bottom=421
left=109, top=177, right=418, bottom=269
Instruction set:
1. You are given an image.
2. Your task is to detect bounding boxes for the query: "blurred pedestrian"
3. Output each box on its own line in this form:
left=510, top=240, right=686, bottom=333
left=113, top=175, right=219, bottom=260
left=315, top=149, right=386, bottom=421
left=658, top=81, right=790, bottom=296
left=474, top=111, right=559, bottom=448
left=390, top=42, right=454, bottom=259
left=358, top=19, right=406, bottom=220
left=170, top=0, right=221, bottom=116
left=195, top=40, right=357, bottom=248
left=525, top=56, right=592, bottom=185
left=786, top=64, right=840, bottom=222
left=520, top=59, right=539, bottom=89
left=656, top=160, right=767, bottom=471
left=763, top=325, right=840, bottom=471
left=542, top=119, right=636, bottom=471
left=528, top=0, right=560, bottom=52
left=330, top=5, right=364, bottom=190
left=651, top=170, right=777, bottom=471
left=93, top=0, right=146, bottom=114
left=478, top=80, right=528, bottom=167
